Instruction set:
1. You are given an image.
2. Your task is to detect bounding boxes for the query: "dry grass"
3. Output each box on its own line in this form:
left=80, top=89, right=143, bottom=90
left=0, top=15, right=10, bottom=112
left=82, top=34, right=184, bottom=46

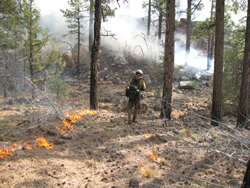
left=0, top=83, right=249, bottom=188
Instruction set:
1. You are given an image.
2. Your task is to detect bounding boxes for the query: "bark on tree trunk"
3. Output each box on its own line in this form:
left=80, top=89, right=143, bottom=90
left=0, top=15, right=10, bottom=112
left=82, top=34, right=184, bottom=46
left=160, top=0, right=175, bottom=120
left=89, top=0, right=94, bottom=52
left=242, top=158, right=250, bottom=188
left=185, top=0, right=191, bottom=66
left=77, top=15, right=80, bottom=78
left=147, top=0, right=151, bottom=37
left=29, top=1, right=35, bottom=100
left=207, top=0, right=214, bottom=71
left=210, top=34, right=214, bottom=60
left=4, top=60, right=8, bottom=98
left=158, top=7, right=163, bottom=45
left=237, top=0, right=250, bottom=128
left=4, top=21, right=9, bottom=98
left=90, top=0, right=102, bottom=110
left=207, top=33, right=211, bottom=70
left=211, top=0, right=224, bottom=126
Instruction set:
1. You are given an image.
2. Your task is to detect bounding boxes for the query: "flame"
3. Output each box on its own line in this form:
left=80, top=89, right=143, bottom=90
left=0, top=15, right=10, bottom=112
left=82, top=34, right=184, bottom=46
left=0, top=138, right=55, bottom=160
left=57, top=107, right=98, bottom=134
left=56, top=108, right=98, bottom=134
left=1, top=107, right=98, bottom=160
left=9, top=144, right=21, bottom=151
left=149, top=151, right=164, bottom=165
left=0, top=147, right=13, bottom=160
left=55, top=126, right=67, bottom=134
left=62, top=119, right=76, bottom=130
left=78, top=107, right=98, bottom=116
left=140, top=165, right=150, bottom=178
left=36, top=137, right=54, bottom=150
left=67, top=113, right=82, bottom=123
left=145, top=134, right=151, bottom=139
left=23, top=141, right=34, bottom=150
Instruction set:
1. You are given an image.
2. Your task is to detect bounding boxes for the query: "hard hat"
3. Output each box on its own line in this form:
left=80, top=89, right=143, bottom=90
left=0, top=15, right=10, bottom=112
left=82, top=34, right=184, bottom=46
left=136, top=69, right=143, bottom=75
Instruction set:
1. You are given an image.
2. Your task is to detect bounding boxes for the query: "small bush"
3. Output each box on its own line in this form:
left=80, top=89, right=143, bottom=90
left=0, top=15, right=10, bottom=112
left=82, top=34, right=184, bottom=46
left=50, top=76, right=69, bottom=101
left=154, top=86, right=162, bottom=98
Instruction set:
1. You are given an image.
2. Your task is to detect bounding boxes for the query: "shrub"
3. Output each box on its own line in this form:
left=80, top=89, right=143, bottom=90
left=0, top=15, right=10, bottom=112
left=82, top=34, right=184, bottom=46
left=50, top=76, right=69, bottom=101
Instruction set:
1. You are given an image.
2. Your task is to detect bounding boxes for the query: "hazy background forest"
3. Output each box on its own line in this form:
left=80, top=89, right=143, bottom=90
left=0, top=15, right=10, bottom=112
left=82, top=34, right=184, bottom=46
left=1, top=0, right=250, bottom=187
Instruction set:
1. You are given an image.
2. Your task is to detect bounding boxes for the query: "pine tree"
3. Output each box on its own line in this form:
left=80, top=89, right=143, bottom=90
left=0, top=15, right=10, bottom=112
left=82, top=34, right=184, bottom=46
left=161, top=0, right=175, bottom=120
left=90, top=0, right=102, bottom=110
left=0, top=0, right=21, bottom=98
left=21, top=0, right=65, bottom=100
left=185, top=0, right=204, bottom=66
left=147, top=0, right=151, bottom=37
left=211, top=0, right=224, bottom=126
left=89, top=0, right=94, bottom=52
left=237, top=0, right=250, bottom=128
left=61, top=0, right=88, bottom=78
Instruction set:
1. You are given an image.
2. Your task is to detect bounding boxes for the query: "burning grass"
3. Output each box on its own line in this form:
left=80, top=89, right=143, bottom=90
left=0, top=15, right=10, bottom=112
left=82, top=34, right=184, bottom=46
left=0, top=84, right=248, bottom=187
left=0, top=107, right=98, bottom=161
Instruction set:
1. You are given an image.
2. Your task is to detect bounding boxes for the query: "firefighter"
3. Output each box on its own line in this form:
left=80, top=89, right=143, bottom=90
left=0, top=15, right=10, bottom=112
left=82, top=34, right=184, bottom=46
left=127, top=69, right=146, bottom=124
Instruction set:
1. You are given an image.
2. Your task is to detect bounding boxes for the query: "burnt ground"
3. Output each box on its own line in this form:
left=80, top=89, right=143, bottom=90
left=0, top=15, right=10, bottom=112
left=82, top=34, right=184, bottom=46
left=0, top=76, right=249, bottom=188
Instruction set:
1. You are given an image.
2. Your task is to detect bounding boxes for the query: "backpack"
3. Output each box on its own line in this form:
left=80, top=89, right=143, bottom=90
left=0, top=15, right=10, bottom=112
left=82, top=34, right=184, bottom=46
left=126, top=77, right=141, bottom=100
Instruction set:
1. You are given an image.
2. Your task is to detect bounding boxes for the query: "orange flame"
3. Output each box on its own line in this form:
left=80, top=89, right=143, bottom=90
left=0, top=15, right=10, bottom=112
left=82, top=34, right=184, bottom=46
left=56, top=108, right=98, bottom=135
left=149, top=151, right=164, bottom=165
left=23, top=141, right=34, bottom=150
left=78, top=107, right=98, bottom=116
left=140, top=166, right=150, bottom=178
left=9, top=144, right=21, bottom=152
left=0, top=138, right=55, bottom=160
left=36, top=137, right=54, bottom=150
left=66, top=113, right=82, bottom=123
left=62, top=119, right=75, bottom=130
left=0, top=147, right=13, bottom=160
left=55, top=126, right=67, bottom=134
left=145, top=134, right=151, bottom=139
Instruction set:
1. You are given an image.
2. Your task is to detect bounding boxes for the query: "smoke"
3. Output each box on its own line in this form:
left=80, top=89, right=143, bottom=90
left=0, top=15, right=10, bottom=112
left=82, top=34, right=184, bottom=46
left=102, top=13, right=213, bottom=72
left=175, top=42, right=214, bottom=71
left=37, top=0, right=214, bottom=72
left=102, top=15, right=149, bottom=54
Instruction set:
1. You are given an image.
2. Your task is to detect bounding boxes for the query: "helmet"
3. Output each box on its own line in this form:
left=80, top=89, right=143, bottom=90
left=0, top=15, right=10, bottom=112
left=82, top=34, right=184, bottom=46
left=135, top=69, right=143, bottom=75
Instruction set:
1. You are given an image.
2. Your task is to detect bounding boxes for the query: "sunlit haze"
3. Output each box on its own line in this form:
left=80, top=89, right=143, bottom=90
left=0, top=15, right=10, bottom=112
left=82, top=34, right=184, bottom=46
left=36, top=0, right=146, bottom=17
left=35, top=0, right=244, bottom=70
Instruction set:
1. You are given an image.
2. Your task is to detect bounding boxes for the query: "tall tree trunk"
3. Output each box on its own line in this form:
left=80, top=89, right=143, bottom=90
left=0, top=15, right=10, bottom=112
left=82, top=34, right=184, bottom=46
left=4, top=56, right=8, bottom=98
left=242, top=158, right=250, bottom=188
left=237, top=0, right=250, bottom=128
left=160, top=0, right=175, bottom=120
left=4, top=20, right=9, bottom=98
left=185, top=0, right=191, bottom=66
left=158, top=4, right=163, bottom=45
left=90, top=0, right=102, bottom=110
left=211, top=0, right=224, bottom=126
left=147, top=0, right=151, bottom=37
left=29, top=0, right=35, bottom=100
left=207, top=0, right=214, bottom=70
left=89, top=0, right=94, bottom=52
left=207, top=33, right=211, bottom=70
left=24, top=59, right=26, bottom=90
left=210, top=34, right=214, bottom=60
left=77, top=15, right=80, bottom=78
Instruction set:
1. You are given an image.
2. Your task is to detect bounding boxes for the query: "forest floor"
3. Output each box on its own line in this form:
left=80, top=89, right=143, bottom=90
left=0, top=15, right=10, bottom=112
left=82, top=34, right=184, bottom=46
left=0, top=80, right=249, bottom=188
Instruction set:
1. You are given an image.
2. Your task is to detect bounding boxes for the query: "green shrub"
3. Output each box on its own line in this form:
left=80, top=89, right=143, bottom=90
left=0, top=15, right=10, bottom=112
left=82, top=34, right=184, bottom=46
left=154, top=86, right=162, bottom=98
left=50, top=76, right=69, bottom=101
